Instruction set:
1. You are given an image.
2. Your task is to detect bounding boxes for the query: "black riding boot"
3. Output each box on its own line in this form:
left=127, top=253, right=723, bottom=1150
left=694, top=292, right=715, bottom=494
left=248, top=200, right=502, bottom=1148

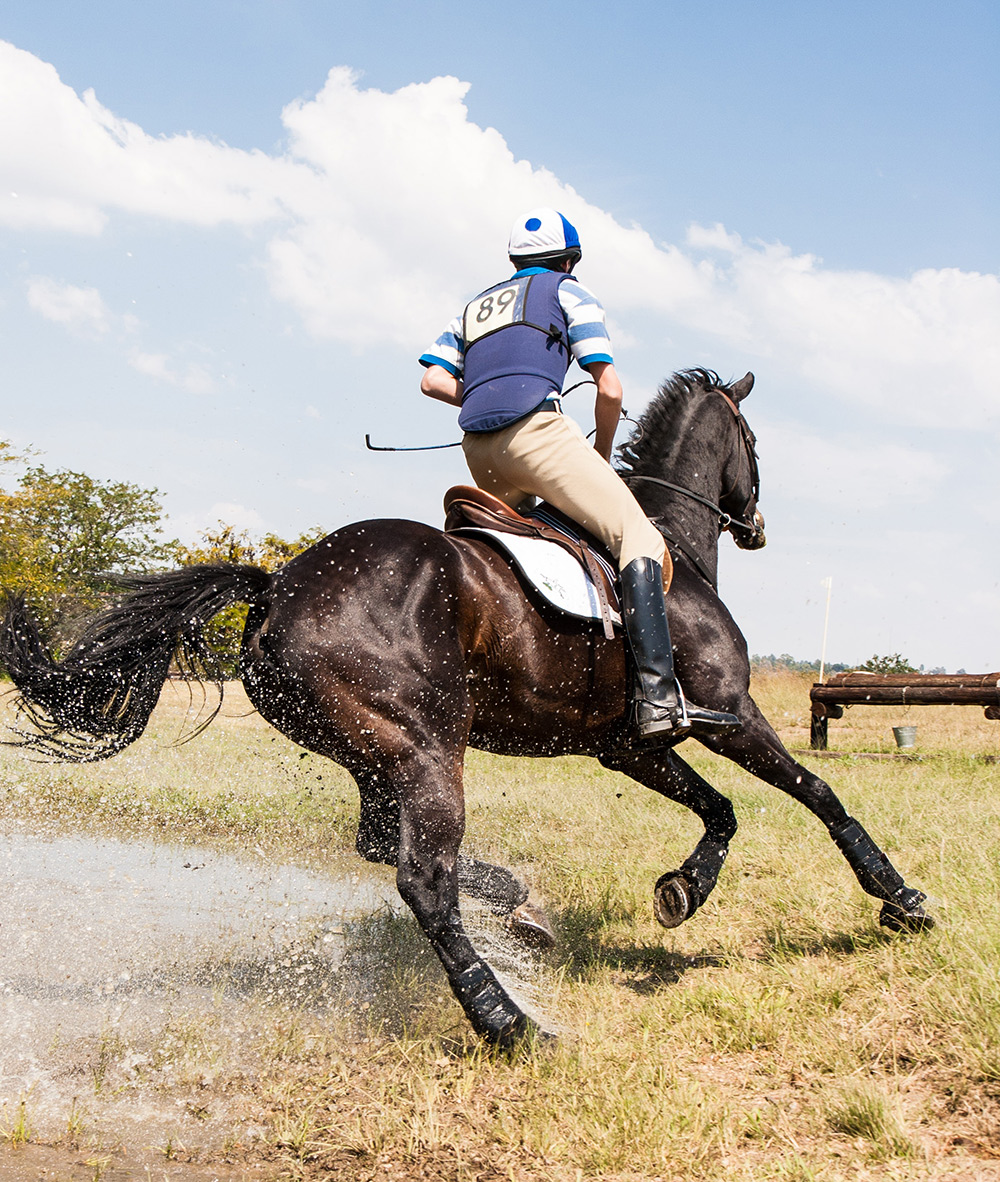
left=619, top=557, right=741, bottom=744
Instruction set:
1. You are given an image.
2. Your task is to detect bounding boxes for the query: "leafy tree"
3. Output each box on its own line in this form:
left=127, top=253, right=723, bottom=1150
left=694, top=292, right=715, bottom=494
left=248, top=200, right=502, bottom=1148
left=856, top=653, right=919, bottom=675
left=174, top=521, right=325, bottom=676
left=0, top=460, right=169, bottom=638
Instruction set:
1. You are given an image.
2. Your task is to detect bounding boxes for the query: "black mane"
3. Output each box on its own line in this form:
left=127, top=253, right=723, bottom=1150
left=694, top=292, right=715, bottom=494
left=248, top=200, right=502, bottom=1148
left=616, top=368, right=732, bottom=477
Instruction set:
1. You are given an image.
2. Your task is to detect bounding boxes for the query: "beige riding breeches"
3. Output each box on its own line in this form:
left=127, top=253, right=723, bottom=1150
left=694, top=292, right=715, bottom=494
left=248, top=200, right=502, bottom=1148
left=461, top=406, right=665, bottom=570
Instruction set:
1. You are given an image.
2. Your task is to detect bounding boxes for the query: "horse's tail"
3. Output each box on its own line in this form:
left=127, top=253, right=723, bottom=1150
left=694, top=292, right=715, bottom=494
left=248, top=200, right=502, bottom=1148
left=0, top=563, right=272, bottom=762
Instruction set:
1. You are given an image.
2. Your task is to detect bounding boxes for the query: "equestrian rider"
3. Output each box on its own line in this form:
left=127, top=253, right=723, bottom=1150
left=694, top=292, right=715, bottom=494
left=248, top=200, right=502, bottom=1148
left=419, top=207, right=739, bottom=745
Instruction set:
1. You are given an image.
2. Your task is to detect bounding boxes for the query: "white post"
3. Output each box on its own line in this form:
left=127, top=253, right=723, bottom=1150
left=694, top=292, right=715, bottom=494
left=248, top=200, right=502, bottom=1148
left=819, top=576, right=833, bottom=684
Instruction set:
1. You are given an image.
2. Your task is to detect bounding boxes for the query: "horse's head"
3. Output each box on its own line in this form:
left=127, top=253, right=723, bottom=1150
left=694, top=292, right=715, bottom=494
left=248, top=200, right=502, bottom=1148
left=615, top=367, right=767, bottom=583
left=716, top=372, right=766, bottom=551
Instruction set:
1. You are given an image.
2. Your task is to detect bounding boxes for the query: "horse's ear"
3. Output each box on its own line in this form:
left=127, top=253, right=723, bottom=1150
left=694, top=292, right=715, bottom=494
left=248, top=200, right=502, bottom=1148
left=731, top=372, right=754, bottom=402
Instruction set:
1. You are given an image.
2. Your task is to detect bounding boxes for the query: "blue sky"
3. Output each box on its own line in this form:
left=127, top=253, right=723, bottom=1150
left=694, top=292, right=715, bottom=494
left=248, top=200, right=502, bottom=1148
left=1, top=1, right=997, bottom=670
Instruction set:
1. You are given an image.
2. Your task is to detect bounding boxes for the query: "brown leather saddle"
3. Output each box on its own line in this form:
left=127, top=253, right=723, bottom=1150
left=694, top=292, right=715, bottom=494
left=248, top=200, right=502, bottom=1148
left=443, top=485, right=672, bottom=640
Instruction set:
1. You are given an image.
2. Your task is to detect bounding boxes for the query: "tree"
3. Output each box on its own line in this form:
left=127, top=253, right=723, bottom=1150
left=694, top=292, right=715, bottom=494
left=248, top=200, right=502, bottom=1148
left=856, top=653, right=919, bottom=675
left=174, top=521, right=325, bottom=675
left=0, top=460, right=170, bottom=637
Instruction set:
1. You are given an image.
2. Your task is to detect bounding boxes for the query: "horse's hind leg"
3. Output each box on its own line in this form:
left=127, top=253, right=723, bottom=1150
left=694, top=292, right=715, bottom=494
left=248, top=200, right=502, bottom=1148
left=354, top=769, right=554, bottom=948
left=456, top=857, right=556, bottom=948
left=600, top=748, right=737, bottom=929
left=702, top=702, right=932, bottom=932
left=391, top=746, right=540, bottom=1046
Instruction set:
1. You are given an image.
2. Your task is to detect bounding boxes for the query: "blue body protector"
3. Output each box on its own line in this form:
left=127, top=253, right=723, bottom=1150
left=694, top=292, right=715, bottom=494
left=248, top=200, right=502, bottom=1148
left=458, top=270, right=572, bottom=433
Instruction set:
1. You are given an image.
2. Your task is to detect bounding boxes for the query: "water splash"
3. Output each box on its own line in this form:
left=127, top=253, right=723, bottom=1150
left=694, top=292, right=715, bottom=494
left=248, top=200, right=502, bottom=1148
left=0, top=827, right=397, bottom=1149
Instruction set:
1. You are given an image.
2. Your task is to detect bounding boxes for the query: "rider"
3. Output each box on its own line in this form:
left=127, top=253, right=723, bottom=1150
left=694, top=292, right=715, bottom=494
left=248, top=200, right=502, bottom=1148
left=419, top=207, right=739, bottom=745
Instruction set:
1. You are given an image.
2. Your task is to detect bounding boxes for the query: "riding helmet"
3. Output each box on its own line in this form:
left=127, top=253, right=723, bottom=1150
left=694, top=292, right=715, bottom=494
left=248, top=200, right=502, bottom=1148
left=508, top=207, right=582, bottom=267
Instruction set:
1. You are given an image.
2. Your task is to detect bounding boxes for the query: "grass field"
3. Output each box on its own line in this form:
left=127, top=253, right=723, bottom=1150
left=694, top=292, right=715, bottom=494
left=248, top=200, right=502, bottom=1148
left=1, top=672, right=999, bottom=1181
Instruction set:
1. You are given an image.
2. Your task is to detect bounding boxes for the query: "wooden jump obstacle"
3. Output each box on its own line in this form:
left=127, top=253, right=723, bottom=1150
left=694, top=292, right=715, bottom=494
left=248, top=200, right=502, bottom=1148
left=809, top=672, right=1000, bottom=750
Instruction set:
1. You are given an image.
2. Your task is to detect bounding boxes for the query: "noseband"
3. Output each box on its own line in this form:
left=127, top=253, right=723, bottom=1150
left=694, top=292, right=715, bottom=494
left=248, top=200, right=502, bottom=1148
left=621, top=388, right=761, bottom=536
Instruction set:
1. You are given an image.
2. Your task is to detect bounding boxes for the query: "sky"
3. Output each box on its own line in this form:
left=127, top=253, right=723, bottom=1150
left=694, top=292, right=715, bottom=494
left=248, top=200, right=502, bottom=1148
left=0, top=0, right=997, bottom=671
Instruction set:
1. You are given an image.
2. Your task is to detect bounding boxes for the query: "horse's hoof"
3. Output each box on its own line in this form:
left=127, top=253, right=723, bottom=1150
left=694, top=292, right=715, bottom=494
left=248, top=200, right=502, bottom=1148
left=653, top=872, right=694, bottom=929
left=506, top=901, right=556, bottom=949
left=879, top=899, right=935, bottom=933
left=487, top=1011, right=548, bottom=1053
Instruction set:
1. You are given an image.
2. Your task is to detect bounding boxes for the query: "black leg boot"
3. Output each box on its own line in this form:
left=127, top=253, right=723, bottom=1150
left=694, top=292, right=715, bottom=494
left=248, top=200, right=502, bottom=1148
left=619, top=557, right=741, bottom=744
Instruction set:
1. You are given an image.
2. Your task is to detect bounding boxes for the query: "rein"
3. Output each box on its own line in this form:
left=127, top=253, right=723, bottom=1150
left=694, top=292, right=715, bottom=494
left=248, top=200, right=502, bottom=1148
left=619, top=473, right=756, bottom=534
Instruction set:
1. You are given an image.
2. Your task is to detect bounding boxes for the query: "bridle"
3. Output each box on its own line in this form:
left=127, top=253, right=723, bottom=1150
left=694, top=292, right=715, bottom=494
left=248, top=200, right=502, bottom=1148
left=620, top=388, right=762, bottom=537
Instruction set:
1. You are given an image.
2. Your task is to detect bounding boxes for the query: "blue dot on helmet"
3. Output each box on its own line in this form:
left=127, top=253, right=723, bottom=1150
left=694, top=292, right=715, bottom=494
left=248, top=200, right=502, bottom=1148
left=525, top=217, right=542, bottom=231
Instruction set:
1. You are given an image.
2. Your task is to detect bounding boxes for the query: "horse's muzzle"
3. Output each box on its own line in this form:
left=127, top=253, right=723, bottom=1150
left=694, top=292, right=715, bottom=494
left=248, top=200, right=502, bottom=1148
left=735, top=510, right=767, bottom=551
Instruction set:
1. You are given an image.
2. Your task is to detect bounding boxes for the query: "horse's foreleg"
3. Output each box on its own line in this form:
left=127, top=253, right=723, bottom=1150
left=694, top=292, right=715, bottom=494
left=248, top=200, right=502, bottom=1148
left=600, top=748, right=737, bottom=929
left=702, top=702, right=933, bottom=931
left=828, top=815, right=932, bottom=931
left=393, top=749, right=539, bottom=1047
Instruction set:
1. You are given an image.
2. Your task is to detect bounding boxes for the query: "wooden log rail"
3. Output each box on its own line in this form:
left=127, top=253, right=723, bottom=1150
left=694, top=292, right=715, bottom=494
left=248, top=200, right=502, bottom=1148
left=809, top=672, right=1000, bottom=749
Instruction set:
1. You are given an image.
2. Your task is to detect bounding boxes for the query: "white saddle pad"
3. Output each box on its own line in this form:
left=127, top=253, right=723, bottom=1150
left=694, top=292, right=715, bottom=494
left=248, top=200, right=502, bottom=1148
left=460, top=528, right=621, bottom=628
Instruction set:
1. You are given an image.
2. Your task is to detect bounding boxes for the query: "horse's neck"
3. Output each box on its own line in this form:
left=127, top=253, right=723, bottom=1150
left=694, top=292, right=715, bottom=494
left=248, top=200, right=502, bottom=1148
left=653, top=491, right=721, bottom=587
left=638, top=403, right=726, bottom=586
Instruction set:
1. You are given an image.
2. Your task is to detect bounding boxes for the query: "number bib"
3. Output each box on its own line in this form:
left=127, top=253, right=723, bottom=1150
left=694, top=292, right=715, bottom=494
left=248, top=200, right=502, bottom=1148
left=462, top=277, right=530, bottom=347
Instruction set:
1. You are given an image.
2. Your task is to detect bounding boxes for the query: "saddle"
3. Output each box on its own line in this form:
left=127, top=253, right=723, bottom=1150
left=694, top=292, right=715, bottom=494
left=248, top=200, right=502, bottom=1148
left=443, top=486, right=673, bottom=639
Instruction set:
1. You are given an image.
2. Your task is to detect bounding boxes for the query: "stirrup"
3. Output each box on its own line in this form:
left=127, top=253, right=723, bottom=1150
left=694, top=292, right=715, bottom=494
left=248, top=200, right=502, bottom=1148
left=629, top=680, right=691, bottom=745
left=629, top=683, right=740, bottom=746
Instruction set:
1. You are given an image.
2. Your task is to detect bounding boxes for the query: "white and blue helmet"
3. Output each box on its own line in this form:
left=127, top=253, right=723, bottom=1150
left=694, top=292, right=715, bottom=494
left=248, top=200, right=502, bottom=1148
left=508, top=207, right=582, bottom=266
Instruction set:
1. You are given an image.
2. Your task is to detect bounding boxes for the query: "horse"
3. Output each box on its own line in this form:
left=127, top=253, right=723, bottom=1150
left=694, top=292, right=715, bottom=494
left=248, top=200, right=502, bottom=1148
left=0, top=368, right=931, bottom=1048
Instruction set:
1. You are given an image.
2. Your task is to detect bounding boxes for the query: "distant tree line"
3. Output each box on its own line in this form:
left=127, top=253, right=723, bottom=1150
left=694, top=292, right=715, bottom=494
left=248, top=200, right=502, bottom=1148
left=751, top=653, right=949, bottom=676
left=0, top=442, right=322, bottom=674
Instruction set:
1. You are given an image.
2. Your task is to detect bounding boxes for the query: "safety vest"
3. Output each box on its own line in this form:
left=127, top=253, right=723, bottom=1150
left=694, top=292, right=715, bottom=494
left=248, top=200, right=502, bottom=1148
left=458, top=270, right=572, bottom=433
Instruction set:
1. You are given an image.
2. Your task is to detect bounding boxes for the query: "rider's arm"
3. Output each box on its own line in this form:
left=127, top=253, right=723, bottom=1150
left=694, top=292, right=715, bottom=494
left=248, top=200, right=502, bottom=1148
left=420, top=364, right=464, bottom=408
left=559, top=279, right=619, bottom=460
left=585, top=360, right=623, bottom=462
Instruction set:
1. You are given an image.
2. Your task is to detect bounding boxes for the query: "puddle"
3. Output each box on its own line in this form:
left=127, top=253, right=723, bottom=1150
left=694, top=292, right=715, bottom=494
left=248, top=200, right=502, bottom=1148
left=0, top=827, right=399, bottom=1152
left=1, top=829, right=395, bottom=993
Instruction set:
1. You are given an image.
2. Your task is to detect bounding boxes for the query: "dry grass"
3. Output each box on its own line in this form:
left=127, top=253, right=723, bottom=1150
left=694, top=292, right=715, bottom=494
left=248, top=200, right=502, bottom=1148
left=1, top=673, right=999, bottom=1179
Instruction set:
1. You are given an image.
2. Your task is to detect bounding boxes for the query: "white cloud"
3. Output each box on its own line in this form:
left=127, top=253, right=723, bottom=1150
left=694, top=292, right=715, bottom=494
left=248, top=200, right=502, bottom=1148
left=683, top=228, right=1000, bottom=431
left=129, top=351, right=216, bottom=394
left=0, top=40, right=293, bottom=234
left=2, top=41, right=998, bottom=434
left=23, top=270, right=216, bottom=393
left=208, top=502, right=266, bottom=529
left=756, top=419, right=949, bottom=508
left=26, top=276, right=111, bottom=336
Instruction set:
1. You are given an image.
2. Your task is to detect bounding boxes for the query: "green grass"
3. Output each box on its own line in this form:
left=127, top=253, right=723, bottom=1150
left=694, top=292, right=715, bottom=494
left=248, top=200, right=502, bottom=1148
left=1, top=673, right=999, bottom=1179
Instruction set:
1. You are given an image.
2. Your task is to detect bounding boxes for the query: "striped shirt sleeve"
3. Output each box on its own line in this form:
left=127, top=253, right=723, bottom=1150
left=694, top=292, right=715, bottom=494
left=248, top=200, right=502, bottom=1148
left=419, top=314, right=465, bottom=377
left=559, top=279, right=614, bottom=367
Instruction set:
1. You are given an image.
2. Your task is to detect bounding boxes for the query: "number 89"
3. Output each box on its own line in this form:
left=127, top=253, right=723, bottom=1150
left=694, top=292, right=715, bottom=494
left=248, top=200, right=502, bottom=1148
left=476, top=288, right=516, bottom=323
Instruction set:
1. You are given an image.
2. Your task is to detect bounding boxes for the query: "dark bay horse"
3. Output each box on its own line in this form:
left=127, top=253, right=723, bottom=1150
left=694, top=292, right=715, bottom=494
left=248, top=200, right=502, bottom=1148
left=0, top=369, right=931, bottom=1047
